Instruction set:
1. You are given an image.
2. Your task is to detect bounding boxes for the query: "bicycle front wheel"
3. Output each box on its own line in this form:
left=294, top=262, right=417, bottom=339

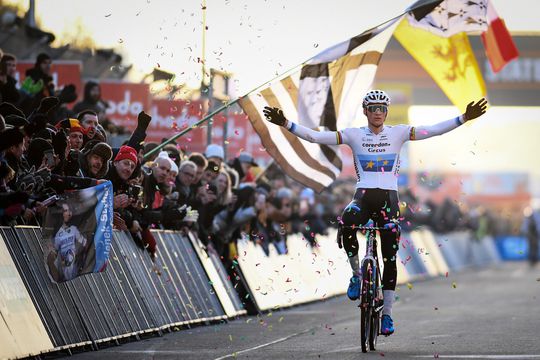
left=360, top=261, right=373, bottom=353
left=369, top=308, right=380, bottom=350
left=360, top=305, right=371, bottom=353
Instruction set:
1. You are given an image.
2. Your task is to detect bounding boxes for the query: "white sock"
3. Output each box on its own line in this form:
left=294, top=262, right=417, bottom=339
left=349, top=255, right=359, bottom=276
left=383, top=290, right=395, bottom=316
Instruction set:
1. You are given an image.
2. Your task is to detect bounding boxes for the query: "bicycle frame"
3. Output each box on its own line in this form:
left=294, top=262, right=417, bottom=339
left=360, top=229, right=383, bottom=310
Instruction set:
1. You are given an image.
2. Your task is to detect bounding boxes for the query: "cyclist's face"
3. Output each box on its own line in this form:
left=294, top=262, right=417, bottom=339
left=364, top=103, right=388, bottom=128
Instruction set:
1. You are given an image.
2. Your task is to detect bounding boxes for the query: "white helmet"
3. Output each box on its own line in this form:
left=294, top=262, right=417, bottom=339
left=362, top=90, right=391, bottom=107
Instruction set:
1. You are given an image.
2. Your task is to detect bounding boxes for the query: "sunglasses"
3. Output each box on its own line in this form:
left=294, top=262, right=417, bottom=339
left=366, top=105, right=388, bottom=113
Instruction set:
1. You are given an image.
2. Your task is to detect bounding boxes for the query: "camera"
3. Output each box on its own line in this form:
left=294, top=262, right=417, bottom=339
left=127, top=184, right=142, bottom=199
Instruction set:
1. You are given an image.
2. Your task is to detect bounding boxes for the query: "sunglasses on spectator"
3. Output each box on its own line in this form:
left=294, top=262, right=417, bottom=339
left=366, top=105, right=388, bottom=113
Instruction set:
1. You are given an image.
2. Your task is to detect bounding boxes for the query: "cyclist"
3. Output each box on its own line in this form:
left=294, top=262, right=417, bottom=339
left=263, top=91, right=487, bottom=336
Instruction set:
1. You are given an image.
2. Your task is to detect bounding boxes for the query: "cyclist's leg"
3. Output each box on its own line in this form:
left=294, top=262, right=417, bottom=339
left=340, top=189, right=370, bottom=276
left=374, top=190, right=401, bottom=321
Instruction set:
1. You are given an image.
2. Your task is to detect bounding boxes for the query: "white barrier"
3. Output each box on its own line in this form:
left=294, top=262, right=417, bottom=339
left=237, top=229, right=350, bottom=311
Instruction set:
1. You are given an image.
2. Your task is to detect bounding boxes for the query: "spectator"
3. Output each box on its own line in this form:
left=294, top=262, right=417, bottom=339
left=522, top=204, right=540, bottom=267
left=107, top=145, right=138, bottom=194
left=19, top=53, right=55, bottom=116
left=24, top=53, right=54, bottom=97
left=188, top=151, right=207, bottom=187
left=142, top=155, right=172, bottom=212
left=77, top=110, right=107, bottom=143
left=0, top=127, right=26, bottom=185
left=0, top=53, right=20, bottom=104
left=79, top=140, right=113, bottom=179
left=228, top=151, right=258, bottom=186
left=175, top=160, right=197, bottom=204
left=55, top=118, right=86, bottom=151
left=204, top=144, right=225, bottom=168
left=201, top=160, right=220, bottom=184
left=73, top=81, right=108, bottom=118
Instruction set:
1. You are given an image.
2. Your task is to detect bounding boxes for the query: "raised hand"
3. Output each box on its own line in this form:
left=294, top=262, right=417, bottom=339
left=464, top=98, right=488, bottom=122
left=263, top=106, right=287, bottom=127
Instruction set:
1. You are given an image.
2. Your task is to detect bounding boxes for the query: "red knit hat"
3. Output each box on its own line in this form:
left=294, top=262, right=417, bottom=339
left=114, top=145, right=138, bottom=165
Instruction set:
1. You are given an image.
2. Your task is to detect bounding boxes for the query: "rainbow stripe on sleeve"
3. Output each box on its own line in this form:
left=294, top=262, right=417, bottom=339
left=336, top=131, right=343, bottom=145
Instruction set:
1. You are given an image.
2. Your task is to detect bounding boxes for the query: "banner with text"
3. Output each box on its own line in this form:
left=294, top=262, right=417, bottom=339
left=42, top=181, right=113, bottom=283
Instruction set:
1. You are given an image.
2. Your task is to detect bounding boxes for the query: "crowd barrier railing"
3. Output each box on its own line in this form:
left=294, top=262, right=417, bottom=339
left=0, top=227, right=246, bottom=359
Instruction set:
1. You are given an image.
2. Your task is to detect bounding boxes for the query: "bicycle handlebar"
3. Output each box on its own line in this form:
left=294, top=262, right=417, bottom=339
left=339, top=223, right=398, bottom=231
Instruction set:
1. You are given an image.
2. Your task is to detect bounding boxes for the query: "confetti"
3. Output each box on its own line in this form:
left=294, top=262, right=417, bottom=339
left=406, top=282, right=413, bottom=290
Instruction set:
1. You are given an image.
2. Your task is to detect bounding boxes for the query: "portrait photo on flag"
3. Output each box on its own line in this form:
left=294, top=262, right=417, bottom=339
left=41, top=181, right=113, bottom=284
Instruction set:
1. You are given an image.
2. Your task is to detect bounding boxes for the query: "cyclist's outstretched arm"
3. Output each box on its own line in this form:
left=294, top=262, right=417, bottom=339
left=263, top=106, right=341, bottom=145
left=410, top=98, right=487, bottom=140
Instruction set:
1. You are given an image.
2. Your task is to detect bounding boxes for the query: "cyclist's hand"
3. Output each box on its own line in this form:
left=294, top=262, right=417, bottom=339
left=263, top=106, right=287, bottom=127
left=463, top=98, right=488, bottom=122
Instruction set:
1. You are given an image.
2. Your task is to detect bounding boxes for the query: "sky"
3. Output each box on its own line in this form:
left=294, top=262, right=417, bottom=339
left=4, top=0, right=540, bottom=195
left=5, top=0, right=540, bottom=94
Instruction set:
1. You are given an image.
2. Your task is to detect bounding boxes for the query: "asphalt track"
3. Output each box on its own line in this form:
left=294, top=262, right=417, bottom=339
left=67, top=262, right=540, bottom=360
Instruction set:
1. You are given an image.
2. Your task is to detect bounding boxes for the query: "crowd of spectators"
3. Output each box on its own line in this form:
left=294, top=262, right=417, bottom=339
left=0, top=51, right=337, bottom=264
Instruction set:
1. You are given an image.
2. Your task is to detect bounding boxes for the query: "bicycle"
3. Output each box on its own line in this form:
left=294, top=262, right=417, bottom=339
left=339, top=221, right=397, bottom=353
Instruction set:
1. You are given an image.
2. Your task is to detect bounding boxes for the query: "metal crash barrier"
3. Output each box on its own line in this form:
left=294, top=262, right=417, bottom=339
left=0, top=227, right=245, bottom=359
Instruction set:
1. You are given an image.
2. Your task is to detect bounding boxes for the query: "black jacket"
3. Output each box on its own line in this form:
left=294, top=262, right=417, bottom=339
left=0, top=76, right=20, bottom=104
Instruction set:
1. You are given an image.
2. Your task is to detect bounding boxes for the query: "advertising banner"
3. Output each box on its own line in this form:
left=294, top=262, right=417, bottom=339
left=100, top=81, right=151, bottom=131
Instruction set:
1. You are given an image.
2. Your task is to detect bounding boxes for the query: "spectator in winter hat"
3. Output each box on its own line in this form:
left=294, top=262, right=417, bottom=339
left=228, top=151, right=258, bottom=185
left=204, top=144, right=225, bottom=167
left=56, top=118, right=86, bottom=151
left=112, top=145, right=138, bottom=181
left=79, top=140, right=113, bottom=179
left=156, top=151, right=177, bottom=186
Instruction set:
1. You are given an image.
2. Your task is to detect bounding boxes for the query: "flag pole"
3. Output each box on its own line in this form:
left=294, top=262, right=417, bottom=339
left=143, top=63, right=306, bottom=161
left=143, top=0, right=438, bottom=161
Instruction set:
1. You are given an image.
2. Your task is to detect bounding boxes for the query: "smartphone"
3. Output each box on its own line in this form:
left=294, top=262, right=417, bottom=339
left=44, top=150, right=55, bottom=167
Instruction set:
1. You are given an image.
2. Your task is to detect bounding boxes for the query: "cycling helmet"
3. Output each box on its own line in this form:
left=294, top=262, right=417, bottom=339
left=362, top=90, right=391, bottom=107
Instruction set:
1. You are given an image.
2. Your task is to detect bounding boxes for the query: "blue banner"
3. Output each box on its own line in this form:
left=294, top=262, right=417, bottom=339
left=43, top=181, right=113, bottom=283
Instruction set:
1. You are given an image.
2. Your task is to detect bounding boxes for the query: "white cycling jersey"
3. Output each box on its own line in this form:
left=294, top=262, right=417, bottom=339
left=54, top=225, right=86, bottom=281
left=286, top=115, right=464, bottom=191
